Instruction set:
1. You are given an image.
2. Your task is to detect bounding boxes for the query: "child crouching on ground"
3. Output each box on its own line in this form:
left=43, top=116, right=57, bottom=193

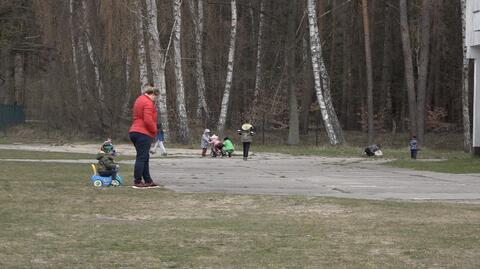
left=209, top=134, right=224, bottom=157
left=222, top=137, right=234, bottom=157
left=96, top=139, right=119, bottom=180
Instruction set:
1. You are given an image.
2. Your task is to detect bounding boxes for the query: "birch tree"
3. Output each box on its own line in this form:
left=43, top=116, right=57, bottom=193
left=251, top=0, right=265, bottom=122
left=461, top=0, right=472, bottom=152
left=143, top=0, right=170, bottom=140
left=362, top=0, right=374, bottom=144
left=217, top=0, right=237, bottom=135
left=136, top=3, right=149, bottom=88
left=188, top=0, right=209, bottom=120
left=81, top=0, right=104, bottom=105
left=173, top=0, right=191, bottom=144
left=314, top=4, right=345, bottom=144
left=399, top=0, right=417, bottom=136
left=307, top=0, right=339, bottom=145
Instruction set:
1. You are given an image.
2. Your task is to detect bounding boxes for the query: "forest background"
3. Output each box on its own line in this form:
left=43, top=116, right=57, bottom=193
left=0, top=0, right=472, bottom=150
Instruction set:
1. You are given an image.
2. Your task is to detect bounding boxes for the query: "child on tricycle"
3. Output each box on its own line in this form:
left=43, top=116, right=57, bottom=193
left=91, top=139, right=123, bottom=187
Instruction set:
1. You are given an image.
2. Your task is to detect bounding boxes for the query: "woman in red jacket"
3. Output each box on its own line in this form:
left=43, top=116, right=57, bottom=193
left=129, top=86, right=160, bottom=188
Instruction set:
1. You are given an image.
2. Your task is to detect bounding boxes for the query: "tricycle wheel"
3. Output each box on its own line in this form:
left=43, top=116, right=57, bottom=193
left=111, top=179, right=120, bottom=187
left=93, top=180, right=103, bottom=187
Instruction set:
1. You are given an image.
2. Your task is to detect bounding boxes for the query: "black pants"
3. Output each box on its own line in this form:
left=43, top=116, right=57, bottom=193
left=129, top=132, right=153, bottom=184
left=99, top=168, right=118, bottom=181
left=243, top=142, right=251, bottom=158
left=411, top=149, right=417, bottom=159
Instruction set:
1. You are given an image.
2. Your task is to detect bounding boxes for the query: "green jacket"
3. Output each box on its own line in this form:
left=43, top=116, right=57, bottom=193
left=96, top=152, right=117, bottom=174
left=222, top=139, right=235, bottom=152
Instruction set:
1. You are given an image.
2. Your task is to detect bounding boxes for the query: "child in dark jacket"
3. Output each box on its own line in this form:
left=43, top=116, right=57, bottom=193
left=409, top=136, right=418, bottom=159
left=96, top=140, right=119, bottom=180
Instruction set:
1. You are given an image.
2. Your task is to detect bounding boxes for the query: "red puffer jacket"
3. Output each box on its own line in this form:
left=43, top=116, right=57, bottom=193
left=129, top=95, right=158, bottom=138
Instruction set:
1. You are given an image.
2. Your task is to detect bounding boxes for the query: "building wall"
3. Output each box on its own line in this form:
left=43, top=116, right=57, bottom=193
left=467, top=0, right=480, bottom=55
left=467, top=1, right=480, bottom=150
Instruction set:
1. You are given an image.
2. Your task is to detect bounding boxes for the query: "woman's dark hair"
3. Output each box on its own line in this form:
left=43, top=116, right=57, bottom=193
left=144, top=85, right=160, bottom=95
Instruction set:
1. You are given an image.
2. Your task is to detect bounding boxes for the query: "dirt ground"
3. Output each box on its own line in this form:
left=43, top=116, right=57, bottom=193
left=2, top=143, right=480, bottom=203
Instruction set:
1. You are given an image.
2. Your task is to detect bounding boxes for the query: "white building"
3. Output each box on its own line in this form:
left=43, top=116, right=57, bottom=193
left=467, top=0, right=480, bottom=152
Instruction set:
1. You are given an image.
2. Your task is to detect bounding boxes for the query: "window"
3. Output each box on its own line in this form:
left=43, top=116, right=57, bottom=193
left=474, top=0, right=480, bottom=12
left=475, top=12, right=480, bottom=31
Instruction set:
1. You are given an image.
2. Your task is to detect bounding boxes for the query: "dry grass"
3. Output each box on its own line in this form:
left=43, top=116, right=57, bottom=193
left=1, top=160, right=480, bottom=268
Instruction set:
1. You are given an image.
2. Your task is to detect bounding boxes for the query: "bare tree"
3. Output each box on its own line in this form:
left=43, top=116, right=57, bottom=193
left=251, top=0, right=265, bottom=123
left=13, top=52, right=24, bottom=105
left=69, top=0, right=82, bottom=109
left=136, top=1, right=149, bottom=88
left=461, top=0, right=472, bottom=152
left=144, top=0, right=170, bottom=140
left=286, top=0, right=299, bottom=144
left=379, top=2, right=393, bottom=128
left=399, top=0, right=417, bottom=136
left=416, top=0, right=432, bottom=147
left=307, top=0, right=340, bottom=145
left=188, top=0, right=209, bottom=120
left=217, top=0, right=237, bottom=135
left=362, top=0, right=374, bottom=144
left=173, top=0, right=191, bottom=144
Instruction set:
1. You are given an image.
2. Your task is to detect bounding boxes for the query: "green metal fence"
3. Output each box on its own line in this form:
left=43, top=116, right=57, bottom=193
left=0, top=104, right=25, bottom=129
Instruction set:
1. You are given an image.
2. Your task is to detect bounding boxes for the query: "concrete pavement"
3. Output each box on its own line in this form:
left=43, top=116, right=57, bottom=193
left=149, top=154, right=480, bottom=203
left=2, top=143, right=480, bottom=202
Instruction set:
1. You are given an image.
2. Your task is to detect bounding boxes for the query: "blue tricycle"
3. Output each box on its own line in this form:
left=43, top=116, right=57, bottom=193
left=90, top=164, right=123, bottom=187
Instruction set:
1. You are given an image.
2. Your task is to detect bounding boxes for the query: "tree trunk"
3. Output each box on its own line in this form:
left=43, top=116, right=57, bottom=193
left=251, top=0, right=265, bottom=123
left=0, top=49, right=8, bottom=104
left=300, top=37, right=314, bottom=135
left=13, top=52, right=24, bottom=106
left=461, top=0, right=472, bottom=152
left=137, top=1, right=149, bottom=88
left=316, top=1, right=345, bottom=144
left=81, top=0, right=104, bottom=106
left=2, top=52, right=14, bottom=105
left=173, top=0, right=191, bottom=144
left=286, top=0, right=299, bottom=145
left=341, top=4, right=353, bottom=129
left=217, top=0, right=237, bottom=136
left=188, top=0, right=209, bottom=120
left=416, top=0, right=432, bottom=147
left=362, top=0, right=374, bottom=144
left=121, top=55, right=132, bottom=118
left=399, top=0, right=417, bottom=136
left=307, top=0, right=339, bottom=145
left=69, top=0, right=84, bottom=111
left=144, top=0, right=170, bottom=140
left=379, top=2, right=392, bottom=129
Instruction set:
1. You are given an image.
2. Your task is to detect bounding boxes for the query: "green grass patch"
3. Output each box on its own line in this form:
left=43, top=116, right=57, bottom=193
left=254, top=144, right=469, bottom=159
left=0, top=149, right=135, bottom=161
left=387, top=157, right=480, bottom=174
left=1, top=159, right=480, bottom=268
left=0, top=149, right=96, bottom=160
